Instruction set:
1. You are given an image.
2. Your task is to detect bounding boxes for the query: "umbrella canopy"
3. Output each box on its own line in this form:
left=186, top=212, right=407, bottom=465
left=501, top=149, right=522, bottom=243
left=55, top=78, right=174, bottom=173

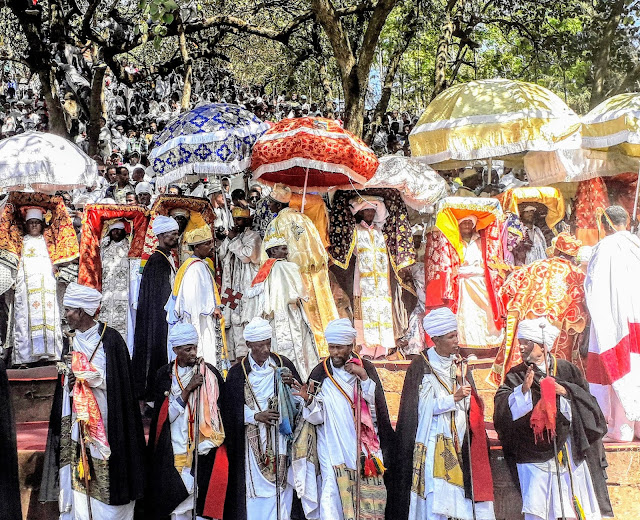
left=0, top=131, right=98, bottom=193
left=251, top=117, right=378, bottom=191
left=149, top=103, right=270, bottom=187
left=409, top=78, right=580, bottom=166
left=362, top=156, right=449, bottom=211
left=582, top=92, right=640, bottom=157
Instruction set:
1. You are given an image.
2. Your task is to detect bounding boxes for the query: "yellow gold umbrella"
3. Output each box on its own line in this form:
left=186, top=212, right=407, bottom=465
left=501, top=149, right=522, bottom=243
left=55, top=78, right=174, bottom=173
left=582, top=93, right=640, bottom=157
left=409, top=79, right=580, bottom=166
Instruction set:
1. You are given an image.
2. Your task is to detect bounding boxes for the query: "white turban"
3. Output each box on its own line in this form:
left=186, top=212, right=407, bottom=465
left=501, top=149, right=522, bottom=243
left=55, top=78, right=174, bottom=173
left=349, top=196, right=388, bottom=224
left=63, top=282, right=102, bottom=317
left=324, top=318, right=357, bottom=345
left=243, top=317, right=273, bottom=342
left=423, top=307, right=458, bottom=338
left=135, top=182, right=153, bottom=195
left=25, top=207, right=44, bottom=221
left=168, top=322, right=199, bottom=349
left=153, top=215, right=179, bottom=235
left=517, top=318, right=560, bottom=349
left=108, top=221, right=125, bottom=233
left=457, top=215, right=478, bottom=227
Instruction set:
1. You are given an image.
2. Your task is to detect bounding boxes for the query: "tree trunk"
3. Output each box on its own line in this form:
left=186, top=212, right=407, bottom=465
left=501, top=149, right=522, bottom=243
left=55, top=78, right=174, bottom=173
left=178, top=21, right=193, bottom=111
left=433, top=14, right=453, bottom=98
left=88, top=64, right=107, bottom=156
left=589, top=0, right=625, bottom=108
left=38, top=69, right=68, bottom=137
left=318, top=58, right=334, bottom=110
left=342, top=69, right=365, bottom=136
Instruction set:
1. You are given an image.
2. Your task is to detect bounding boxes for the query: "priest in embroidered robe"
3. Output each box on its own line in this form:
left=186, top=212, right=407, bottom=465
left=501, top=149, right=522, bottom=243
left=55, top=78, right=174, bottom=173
left=519, top=205, right=548, bottom=265
left=165, top=220, right=228, bottom=372
left=223, top=317, right=303, bottom=520
left=292, top=318, right=394, bottom=520
left=218, top=207, right=262, bottom=361
left=98, top=220, right=131, bottom=350
left=13, top=206, right=63, bottom=364
left=262, top=184, right=338, bottom=357
left=42, top=282, right=145, bottom=520
left=585, top=205, right=640, bottom=442
left=147, top=322, right=228, bottom=520
left=170, top=207, right=192, bottom=266
left=133, top=215, right=179, bottom=402
left=494, top=318, right=613, bottom=520
left=390, top=307, right=495, bottom=520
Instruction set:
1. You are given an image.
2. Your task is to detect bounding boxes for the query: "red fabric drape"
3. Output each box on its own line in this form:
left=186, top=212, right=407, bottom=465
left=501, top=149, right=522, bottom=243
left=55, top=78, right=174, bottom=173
left=469, top=389, right=494, bottom=502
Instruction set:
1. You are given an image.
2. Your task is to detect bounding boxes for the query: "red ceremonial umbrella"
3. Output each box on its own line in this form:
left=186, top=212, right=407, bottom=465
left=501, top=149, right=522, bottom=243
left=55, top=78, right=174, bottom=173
left=250, top=117, right=379, bottom=194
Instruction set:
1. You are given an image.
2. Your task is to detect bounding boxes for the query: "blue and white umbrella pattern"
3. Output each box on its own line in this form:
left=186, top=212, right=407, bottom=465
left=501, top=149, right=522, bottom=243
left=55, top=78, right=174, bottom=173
left=149, top=103, right=270, bottom=187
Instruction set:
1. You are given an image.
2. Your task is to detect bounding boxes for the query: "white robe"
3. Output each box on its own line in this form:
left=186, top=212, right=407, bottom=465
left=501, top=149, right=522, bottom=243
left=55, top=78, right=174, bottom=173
left=243, top=353, right=296, bottom=519
left=302, top=361, right=381, bottom=520
left=13, top=234, right=62, bottom=364
left=59, top=322, right=136, bottom=520
left=509, top=363, right=601, bottom=520
left=525, top=225, right=547, bottom=265
left=408, top=347, right=495, bottom=520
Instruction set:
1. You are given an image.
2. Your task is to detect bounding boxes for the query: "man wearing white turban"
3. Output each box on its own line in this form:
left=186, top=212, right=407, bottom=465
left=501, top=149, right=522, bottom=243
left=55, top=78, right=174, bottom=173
left=147, top=321, right=227, bottom=520
left=223, top=316, right=303, bottom=520
left=292, top=318, right=394, bottom=520
left=133, top=216, right=180, bottom=403
left=41, top=282, right=146, bottom=520
left=391, top=306, right=496, bottom=520
left=494, top=317, right=613, bottom=520
left=518, top=204, right=548, bottom=265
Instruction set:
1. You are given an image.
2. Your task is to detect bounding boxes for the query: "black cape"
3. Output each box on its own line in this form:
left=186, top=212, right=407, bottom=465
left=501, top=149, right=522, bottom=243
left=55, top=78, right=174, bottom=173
left=0, top=359, right=22, bottom=520
left=307, top=355, right=396, bottom=518
left=494, top=359, right=613, bottom=517
left=388, top=352, right=484, bottom=520
left=222, top=353, right=301, bottom=520
left=40, top=323, right=146, bottom=506
left=133, top=250, right=174, bottom=400
left=147, top=361, right=226, bottom=519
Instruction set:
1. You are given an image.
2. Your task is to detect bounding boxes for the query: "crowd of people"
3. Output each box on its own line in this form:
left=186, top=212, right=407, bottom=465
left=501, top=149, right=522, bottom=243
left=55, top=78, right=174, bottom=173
left=1, top=72, right=639, bottom=520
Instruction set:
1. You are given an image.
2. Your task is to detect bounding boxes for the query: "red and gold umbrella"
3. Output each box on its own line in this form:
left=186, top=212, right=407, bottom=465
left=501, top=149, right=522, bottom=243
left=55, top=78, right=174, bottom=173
left=250, top=117, right=379, bottom=191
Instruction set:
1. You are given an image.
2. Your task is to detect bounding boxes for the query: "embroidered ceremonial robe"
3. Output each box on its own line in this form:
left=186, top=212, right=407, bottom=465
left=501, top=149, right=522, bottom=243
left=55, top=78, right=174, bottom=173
left=148, top=361, right=228, bottom=520
left=294, top=357, right=394, bottom=520
left=99, top=238, right=131, bottom=350
left=132, top=250, right=176, bottom=401
left=41, top=322, right=145, bottom=519
left=218, top=229, right=261, bottom=360
left=13, top=234, right=62, bottom=364
left=166, top=257, right=228, bottom=372
left=585, top=230, right=640, bottom=442
left=223, top=353, right=302, bottom=520
left=494, top=359, right=613, bottom=520
left=390, top=348, right=495, bottom=520
left=262, top=208, right=338, bottom=357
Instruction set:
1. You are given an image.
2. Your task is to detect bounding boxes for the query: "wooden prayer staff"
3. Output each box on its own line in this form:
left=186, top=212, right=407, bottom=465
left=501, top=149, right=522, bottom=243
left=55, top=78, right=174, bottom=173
left=355, top=378, right=362, bottom=520
left=78, top=421, right=94, bottom=520
left=272, top=367, right=282, bottom=520
left=461, top=359, right=477, bottom=520
left=192, top=360, right=202, bottom=520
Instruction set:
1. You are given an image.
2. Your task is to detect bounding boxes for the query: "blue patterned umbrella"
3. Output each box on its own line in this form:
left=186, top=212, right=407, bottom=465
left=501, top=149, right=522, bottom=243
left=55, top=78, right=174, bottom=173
left=149, top=103, right=270, bottom=187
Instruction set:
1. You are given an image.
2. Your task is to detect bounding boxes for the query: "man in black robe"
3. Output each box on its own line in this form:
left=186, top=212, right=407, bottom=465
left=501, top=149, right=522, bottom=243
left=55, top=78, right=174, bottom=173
left=40, top=282, right=145, bottom=518
left=147, top=322, right=228, bottom=520
left=223, top=317, right=303, bottom=520
left=494, top=317, right=613, bottom=520
left=132, top=215, right=179, bottom=403
left=0, top=358, right=21, bottom=520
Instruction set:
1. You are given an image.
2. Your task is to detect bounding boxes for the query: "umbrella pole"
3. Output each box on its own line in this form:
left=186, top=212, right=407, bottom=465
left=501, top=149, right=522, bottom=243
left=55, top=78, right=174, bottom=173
left=301, top=168, right=309, bottom=213
left=632, top=169, right=640, bottom=233
left=221, top=182, right=230, bottom=231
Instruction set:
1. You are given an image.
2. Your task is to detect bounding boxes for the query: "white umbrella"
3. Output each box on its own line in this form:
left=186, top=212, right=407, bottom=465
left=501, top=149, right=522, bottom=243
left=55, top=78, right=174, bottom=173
left=0, top=131, right=98, bottom=193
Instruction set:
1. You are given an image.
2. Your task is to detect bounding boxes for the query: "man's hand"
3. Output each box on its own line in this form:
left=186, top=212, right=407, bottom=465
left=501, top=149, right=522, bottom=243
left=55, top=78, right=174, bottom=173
left=214, top=308, right=223, bottom=319
left=522, top=364, right=535, bottom=394
left=554, top=381, right=568, bottom=397
left=181, top=372, right=203, bottom=403
left=453, top=384, right=471, bottom=402
left=227, top=227, right=238, bottom=240
left=345, top=361, right=368, bottom=381
left=292, top=380, right=315, bottom=404
left=282, top=372, right=297, bottom=388
left=67, top=371, right=77, bottom=391
left=255, top=410, right=279, bottom=425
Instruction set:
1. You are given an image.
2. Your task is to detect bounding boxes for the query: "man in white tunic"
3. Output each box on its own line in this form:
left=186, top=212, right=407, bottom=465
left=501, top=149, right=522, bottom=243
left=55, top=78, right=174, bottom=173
left=51, top=282, right=145, bottom=520
left=494, top=318, right=614, bottom=520
left=519, top=205, right=548, bottom=265
left=392, top=307, right=496, bottom=520
left=223, top=317, right=303, bottom=520
left=293, top=319, right=394, bottom=520
left=12, top=206, right=63, bottom=365
left=165, top=223, right=227, bottom=372
left=585, top=205, right=640, bottom=442
left=456, top=215, right=503, bottom=357
left=218, top=207, right=261, bottom=361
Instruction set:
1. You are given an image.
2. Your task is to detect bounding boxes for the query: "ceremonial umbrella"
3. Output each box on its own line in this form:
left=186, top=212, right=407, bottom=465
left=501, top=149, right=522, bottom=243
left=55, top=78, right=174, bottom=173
left=409, top=78, right=581, bottom=167
left=0, top=131, right=98, bottom=193
left=251, top=117, right=379, bottom=193
left=149, top=103, right=270, bottom=188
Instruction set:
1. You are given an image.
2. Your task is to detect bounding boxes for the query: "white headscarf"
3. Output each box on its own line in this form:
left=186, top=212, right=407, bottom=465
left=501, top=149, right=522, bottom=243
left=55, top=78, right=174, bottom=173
left=423, top=307, right=458, bottom=338
left=517, top=317, right=560, bottom=349
left=324, top=318, right=357, bottom=345
left=349, top=196, right=388, bottom=225
left=107, top=221, right=125, bottom=233
left=25, top=207, right=44, bottom=221
left=63, top=282, right=102, bottom=317
left=135, top=182, right=153, bottom=196
left=168, top=322, right=199, bottom=349
left=243, top=317, right=273, bottom=342
left=457, top=215, right=478, bottom=227
left=152, top=215, right=179, bottom=235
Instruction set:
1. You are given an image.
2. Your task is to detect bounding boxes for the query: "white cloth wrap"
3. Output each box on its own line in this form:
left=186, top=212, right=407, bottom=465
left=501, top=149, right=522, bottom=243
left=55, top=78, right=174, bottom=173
left=423, top=307, right=457, bottom=338
left=63, top=282, right=102, bottom=317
